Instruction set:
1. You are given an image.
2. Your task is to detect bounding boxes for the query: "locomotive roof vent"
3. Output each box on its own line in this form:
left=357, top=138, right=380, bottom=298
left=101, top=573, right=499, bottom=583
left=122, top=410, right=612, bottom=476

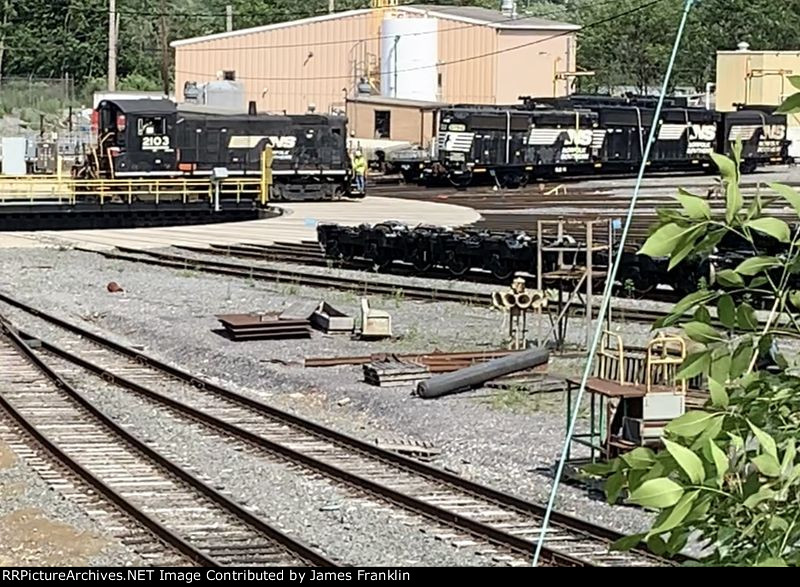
left=737, top=41, right=751, bottom=52
left=248, top=101, right=257, bottom=116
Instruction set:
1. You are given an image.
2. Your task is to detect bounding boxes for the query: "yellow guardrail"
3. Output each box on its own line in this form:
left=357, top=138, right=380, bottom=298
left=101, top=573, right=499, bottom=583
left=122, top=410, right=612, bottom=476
left=0, top=176, right=267, bottom=207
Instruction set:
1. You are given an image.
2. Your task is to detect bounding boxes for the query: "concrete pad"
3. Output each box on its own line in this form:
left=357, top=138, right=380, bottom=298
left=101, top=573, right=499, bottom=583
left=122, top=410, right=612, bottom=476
left=0, top=196, right=480, bottom=250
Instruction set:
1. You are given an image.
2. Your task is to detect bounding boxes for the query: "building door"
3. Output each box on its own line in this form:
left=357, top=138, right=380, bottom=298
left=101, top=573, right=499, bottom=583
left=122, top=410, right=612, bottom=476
left=374, top=110, right=391, bottom=139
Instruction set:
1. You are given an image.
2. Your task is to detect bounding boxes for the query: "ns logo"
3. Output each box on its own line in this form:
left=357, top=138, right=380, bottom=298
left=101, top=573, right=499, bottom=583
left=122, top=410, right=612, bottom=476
left=564, top=129, right=593, bottom=147
left=762, top=125, right=786, bottom=140
left=266, top=136, right=297, bottom=149
left=688, top=124, right=717, bottom=142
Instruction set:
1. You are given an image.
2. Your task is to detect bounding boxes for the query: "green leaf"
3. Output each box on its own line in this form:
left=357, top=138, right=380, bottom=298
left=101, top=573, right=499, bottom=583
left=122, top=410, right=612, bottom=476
left=789, top=75, right=800, bottom=91
left=605, top=471, right=625, bottom=504
left=749, top=422, right=778, bottom=458
left=668, top=225, right=704, bottom=271
left=745, top=217, right=791, bottom=243
left=609, top=532, right=646, bottom=552
left=676, top=189, right=710, bottom=219
left=715, top=269, right=744, bottom=288
left=708, top=379, right=729, bottom=409
left=769, top=517, right=789, bottom=532
left=663, top=439, right=704, bottom=484
left=781, top=439, right=796, bottom=476
left=717, top=295, right=736, bottom=329
left=777, top=93, right=800, bottom=113
left=647, top=490, right=699, bottom=537
left=731, top=341, right=755, bottom=378
left=656, top=290, right=715, bottom=328
left=744, top=485, right=777, bottom=507
left=581, top=462, right=614, bottom=477
left=746, top=192, right=764, bottom=220
left=731, top=139, right=743, bottom=167
left=622, top=447, right=656, bottom=470
left=708, top=440, right=728, bottom=483
left=666, top=529, right=689, bottom=554
left=638, top=223, right=685, bottom=258
left=725, top=180, right=743, bottom=224
left=697, top=413, right=724, bottom=443
left=709, top=353, right=731, bottom=385
left=768, top=182, right=800, bottom=216
left=675, top=350, right=710, bottom=379
left=646, top=534, right=667, bottom=555
left=752, top=454, right=781, bottom=477
left=628, top=478, right=684, bottom=509
left=684, top=496, right=712, bottom=524
left=710, top=151, right=736, bottom=181
left=666, top=411, right=720, bottom=437
left=734, top=256, right=780, bottom=276
left=683, top=321, right=723, bottom=344
left=737, top=303, right=758, bottom=331
left=693, top=305, right=711, bottom=324
left=755, top=558, right=788, bottom=567
left=789, top=290, right=800, bottom=309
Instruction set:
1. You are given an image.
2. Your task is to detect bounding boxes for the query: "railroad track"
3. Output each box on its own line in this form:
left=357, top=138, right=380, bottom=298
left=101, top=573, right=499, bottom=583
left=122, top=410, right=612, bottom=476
left=79, top=245, right=676, bottom=326
left=0, top=292, right=685, bottom=567
left=0, top=314, right=335, bottom=567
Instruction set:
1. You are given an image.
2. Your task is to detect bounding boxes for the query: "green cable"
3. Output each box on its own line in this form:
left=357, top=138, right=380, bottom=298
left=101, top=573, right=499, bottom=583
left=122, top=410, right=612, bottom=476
left=532, top=0, right=696, bottom=567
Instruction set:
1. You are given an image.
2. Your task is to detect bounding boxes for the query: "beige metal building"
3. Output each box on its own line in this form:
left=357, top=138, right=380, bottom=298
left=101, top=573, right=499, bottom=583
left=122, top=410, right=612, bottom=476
left=715, top=47, right=800, bottom=156
left=171, top=4, right=579, bottom=117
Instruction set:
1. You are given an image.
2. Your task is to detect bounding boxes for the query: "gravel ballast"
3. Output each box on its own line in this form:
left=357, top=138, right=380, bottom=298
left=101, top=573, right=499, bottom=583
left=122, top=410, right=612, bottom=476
left=0, top=428, right=147, bottom=566
left=0, top=246, right=664, bottom=563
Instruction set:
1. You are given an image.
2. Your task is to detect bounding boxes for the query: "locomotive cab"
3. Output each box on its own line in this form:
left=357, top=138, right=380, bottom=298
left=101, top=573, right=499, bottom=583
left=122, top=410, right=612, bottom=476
left=84, top=99, right=178, bottom=178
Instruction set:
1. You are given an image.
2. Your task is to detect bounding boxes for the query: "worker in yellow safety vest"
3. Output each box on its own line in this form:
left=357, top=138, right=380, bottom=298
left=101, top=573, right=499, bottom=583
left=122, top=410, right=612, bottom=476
left=352, top=150, right=367, bottom=194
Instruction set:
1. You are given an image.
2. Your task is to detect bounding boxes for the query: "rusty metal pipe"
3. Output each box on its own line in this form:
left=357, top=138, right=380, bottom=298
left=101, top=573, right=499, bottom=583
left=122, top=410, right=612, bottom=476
left=416, top=347, right=549, bottom=399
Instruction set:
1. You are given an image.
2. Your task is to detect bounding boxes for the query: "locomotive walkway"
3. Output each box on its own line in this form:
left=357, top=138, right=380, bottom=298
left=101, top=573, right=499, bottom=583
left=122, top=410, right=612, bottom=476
left=0, top=196, right=480, bottom=250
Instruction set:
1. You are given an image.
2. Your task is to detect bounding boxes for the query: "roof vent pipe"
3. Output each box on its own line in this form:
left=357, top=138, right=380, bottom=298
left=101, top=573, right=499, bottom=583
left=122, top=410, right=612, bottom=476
left=501, top=0, right=517, bottom=19
left=737, top=41, right=750, bottom=51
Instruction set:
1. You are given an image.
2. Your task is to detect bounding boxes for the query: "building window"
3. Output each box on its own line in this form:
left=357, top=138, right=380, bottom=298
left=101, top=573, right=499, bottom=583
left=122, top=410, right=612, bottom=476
left=374, top=110, right=391, bottom=139
left=222, top=70, right=236, bottom=81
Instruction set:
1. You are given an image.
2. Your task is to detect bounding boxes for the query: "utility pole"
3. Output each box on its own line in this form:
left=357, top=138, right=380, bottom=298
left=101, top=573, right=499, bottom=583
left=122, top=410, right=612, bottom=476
left=108, top=0, right=117, bottom=91
left=226, top=5, right=233, bottom=32
left=0, top=0, right=11, bottom=83
left=160, top=0, right=169, bottom=97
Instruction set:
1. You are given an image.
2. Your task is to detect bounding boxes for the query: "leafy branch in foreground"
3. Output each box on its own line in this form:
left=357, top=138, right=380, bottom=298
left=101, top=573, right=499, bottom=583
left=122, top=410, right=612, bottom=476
left=588, top=81, right=800, bottom=567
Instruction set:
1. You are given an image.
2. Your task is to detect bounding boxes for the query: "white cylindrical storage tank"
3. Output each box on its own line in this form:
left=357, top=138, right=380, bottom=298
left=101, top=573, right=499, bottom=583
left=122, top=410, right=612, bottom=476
left=380, top=17, right=438, bottom=102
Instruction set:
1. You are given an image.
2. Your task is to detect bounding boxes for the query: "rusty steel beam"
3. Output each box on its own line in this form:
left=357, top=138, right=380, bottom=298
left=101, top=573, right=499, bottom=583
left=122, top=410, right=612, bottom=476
left=304, top=349, right=516, bottom=369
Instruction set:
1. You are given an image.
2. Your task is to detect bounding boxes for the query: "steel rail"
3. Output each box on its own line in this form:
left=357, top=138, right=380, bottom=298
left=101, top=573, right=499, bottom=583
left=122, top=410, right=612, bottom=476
left=0, top=312, right=336, bottom=567
left=0, top=292, right=687, bottom=567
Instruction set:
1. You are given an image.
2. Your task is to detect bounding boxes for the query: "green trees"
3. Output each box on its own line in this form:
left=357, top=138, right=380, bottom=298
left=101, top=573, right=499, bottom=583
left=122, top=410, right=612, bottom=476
left=2, top=1, right=800, bottom=106
left=590, top=84, right=800, bottom=567
left=577, top=0, right=800, bottom=92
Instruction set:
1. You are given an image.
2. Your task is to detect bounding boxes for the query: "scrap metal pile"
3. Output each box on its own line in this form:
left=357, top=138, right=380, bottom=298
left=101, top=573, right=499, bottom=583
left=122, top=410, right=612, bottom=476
left=317, top=221, right=705, bottom=295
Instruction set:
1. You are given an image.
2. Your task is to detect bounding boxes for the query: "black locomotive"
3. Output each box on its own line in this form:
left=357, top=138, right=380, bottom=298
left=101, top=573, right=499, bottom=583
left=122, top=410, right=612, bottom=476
left=404, top=95, right=790, bottom=188
left=76, top=99, right=357, bottom=202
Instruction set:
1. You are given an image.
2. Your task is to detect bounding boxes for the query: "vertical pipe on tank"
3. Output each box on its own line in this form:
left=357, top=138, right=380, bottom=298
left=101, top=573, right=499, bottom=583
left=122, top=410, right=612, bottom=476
left=393, top=35, right=399, bottom=98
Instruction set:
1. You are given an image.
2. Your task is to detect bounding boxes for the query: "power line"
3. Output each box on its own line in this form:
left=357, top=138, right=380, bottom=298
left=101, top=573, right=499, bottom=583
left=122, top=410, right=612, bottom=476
left=174, top=0, right=665, bottom=82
